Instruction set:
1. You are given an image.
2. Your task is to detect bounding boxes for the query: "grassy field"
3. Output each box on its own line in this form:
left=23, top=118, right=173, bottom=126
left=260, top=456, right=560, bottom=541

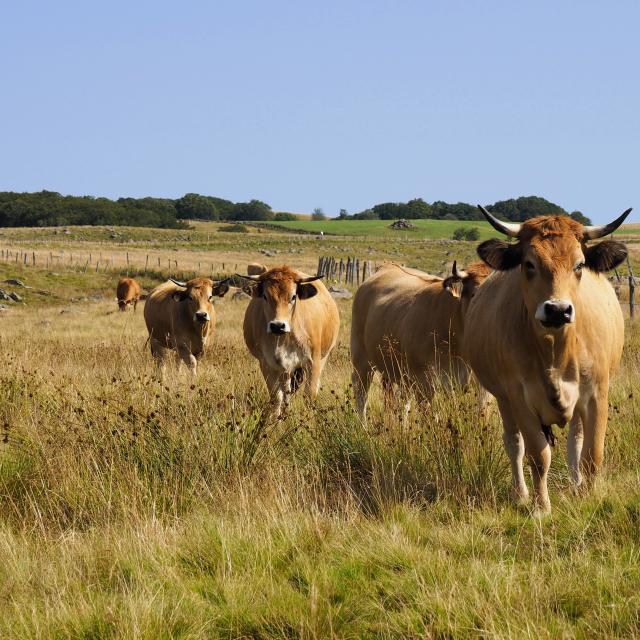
left=0, top=230, right=640, bottom=638
left=255, top=219, right=498, bottom=239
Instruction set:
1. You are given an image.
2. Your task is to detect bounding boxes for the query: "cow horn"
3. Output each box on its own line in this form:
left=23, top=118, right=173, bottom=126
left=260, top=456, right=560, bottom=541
left=298, top=275, right=323, bottom=283
left=451, top=261, right=468, bottom=279
left=235, top=273, right=261, bottom=281
left=477, top=205, right=521, bottom=238
left=582, top=208, right=632, bottom=240
left=169, top=277, right=187, bottom=288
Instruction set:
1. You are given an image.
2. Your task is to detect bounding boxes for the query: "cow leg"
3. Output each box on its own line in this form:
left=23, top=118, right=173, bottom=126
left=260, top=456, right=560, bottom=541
left=306, top=351, right=324, bottom=399
left=567, top=411, right=584, bottom=489
left=351, top=361, right=374, bottom=419
left=176, top=344, right=197, bottom=375
left=150, top=338, right=169, bottom=382
left=496, top=398, right=529, bottom=505
left=259, top=362, right=287, bottom=417
left=133, top=299, right=138, bottom=312
left=515, top=408, right=552, bottom=514
left=580, top=389, right=609, bottom=485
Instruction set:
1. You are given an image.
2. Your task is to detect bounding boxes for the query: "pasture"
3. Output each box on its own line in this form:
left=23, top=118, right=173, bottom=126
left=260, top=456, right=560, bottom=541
left=0, top=224, right=640, bottom=638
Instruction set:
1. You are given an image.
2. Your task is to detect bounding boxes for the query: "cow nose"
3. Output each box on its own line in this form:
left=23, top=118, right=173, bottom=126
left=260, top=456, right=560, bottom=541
left=540, top=300, right=574, bottom=326
left=269, top=321, right=287, bottom=335
left=194, top=311, right=210, bottom=323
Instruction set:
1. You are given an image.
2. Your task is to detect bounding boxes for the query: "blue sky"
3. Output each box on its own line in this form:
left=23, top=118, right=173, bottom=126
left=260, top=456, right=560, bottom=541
left=1, top=1, right=638, bottom=222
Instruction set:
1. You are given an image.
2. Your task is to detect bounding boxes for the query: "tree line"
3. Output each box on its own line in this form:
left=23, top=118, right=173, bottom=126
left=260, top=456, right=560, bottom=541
left=0, top=191, right=275, bottom=228
left=345, top=195, right=591, bottom=224
left=0, top=191, right=591, bottom=228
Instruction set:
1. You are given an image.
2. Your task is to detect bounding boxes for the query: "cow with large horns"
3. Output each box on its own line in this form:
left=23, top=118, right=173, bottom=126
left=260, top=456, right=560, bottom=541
left=143, top=277, right=231, bottom=374
left=464, top=205, right=632, bottom=513
left=350, top=260, right=491, bottom=419
left=238, top=265, right=340, bottom=416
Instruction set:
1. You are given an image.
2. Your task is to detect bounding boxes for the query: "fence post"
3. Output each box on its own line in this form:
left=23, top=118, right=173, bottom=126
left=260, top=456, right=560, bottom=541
left=628, top=258, right=636, bottom=319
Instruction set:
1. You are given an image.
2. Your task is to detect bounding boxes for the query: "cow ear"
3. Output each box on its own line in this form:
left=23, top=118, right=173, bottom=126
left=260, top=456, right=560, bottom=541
left=252, top=282, right=264, bottom=299
left=477, top=239, right=521, bottom=271
left=212, top=282, right=229, bottom=298
left=297, top=282, right=319, bottom=300
left=584, top=241, right=628, bottom=272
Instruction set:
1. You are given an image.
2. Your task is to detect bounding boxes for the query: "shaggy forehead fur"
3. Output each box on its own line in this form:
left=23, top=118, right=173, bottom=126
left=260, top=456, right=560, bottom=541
left=517, top=216, right=584, bottom=271
left=185, top=278, right=213, bottom=294
left=258, top=266, right=299, bottom=298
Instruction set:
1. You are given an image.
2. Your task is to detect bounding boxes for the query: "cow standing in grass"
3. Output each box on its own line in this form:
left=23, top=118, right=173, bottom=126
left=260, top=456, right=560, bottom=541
left=143, top=277, right=230, bottom=375
left=116, top=277, right=142, bottom=312
left=464, top=206, right=631, bottom=513
left=350, top=261, right=491, bottom=418
left=239, top=265, right=340, bottom=416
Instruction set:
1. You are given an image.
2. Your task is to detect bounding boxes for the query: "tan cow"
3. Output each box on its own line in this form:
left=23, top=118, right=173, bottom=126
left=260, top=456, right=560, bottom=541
left=143, top=277, right=230, bottom=374
left=239, top=265, right=340, bottom=416
left=116, top=277, right=142, bottom=312
left=464, top=206, right=631, bottom=513
left=350, top=261, right=491, bottom=418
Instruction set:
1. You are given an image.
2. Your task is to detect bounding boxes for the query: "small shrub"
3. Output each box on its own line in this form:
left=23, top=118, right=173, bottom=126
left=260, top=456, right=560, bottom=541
left=274, top=212, right=298, bottom=221
left=219, top=224, right=249, bottom=233
left=452, top=227, right=480, bottom=241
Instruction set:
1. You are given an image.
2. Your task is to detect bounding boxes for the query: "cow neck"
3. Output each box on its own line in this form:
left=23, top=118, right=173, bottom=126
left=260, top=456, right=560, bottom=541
left=526, top=310, right=579, bottom=414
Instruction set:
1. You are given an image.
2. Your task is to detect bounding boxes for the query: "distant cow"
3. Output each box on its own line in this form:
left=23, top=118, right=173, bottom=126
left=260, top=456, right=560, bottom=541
left=116, top=277, right=142, bottom=312
left=350, top=261, right=491, bottom=418
left=464, top=206, right=631, bottom=513
left=239, top=265, right=340, bottom=416
left=143, top=277, right=230, bottom=374
left=247, top=263, right=268, bottom=276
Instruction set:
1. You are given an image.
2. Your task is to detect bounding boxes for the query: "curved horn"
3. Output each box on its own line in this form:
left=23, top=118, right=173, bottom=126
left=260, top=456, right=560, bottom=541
left=451, top=260, right=468, bottom=279
left=477, top=205, right=521, bottom=238
left=582, top=208, right=632, bottom=240
left=235, top=273, right=261, bottom=281
left=298, top=274, right=323, bottom=283
left=169, top=277, right=187, bottom=288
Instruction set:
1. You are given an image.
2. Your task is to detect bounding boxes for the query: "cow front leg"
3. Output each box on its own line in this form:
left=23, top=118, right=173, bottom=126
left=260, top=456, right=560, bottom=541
left=567, top=412, right=584, bottom=489
left=515, top=407, right=552, bottom=515
left=496, top=398, right=529, bottom=505
left=176, top=344, right=198, bottom=375
left=259, top=362, right=288, bottom=417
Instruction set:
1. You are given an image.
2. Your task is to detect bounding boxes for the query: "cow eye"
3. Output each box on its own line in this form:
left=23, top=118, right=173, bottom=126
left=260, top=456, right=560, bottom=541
left=524, top=260, right=535, bottom=271
left=574, top=262, right=584, bottom=273
left=290, top=294, right=297, bottom=303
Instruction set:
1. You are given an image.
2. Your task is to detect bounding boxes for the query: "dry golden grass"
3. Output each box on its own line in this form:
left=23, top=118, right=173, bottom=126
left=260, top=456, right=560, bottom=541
left=0, top=244, right=640, bottom=637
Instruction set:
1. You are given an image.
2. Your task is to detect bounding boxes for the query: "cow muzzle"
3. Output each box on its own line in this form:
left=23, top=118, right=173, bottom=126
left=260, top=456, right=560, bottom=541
left=268, top=320, right=290, bottom=335
left=535, top=299, right=575, bottom=328
left=194, top=311, right=210, bottom=324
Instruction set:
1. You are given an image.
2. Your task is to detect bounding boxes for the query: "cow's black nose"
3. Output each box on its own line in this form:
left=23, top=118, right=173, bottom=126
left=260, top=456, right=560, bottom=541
left=543, top=301, right=574, bottom=326
left=195, top=311, right=209, bottom=323
left=269, top=321, right=286, bottom=334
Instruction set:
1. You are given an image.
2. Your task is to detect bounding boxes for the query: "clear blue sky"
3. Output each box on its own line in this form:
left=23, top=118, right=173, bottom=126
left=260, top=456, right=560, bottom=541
left=1, top=1, right=638, bottom=222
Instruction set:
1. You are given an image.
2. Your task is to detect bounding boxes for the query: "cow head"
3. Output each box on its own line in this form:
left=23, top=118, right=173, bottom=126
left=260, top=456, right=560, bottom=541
left=475, top=206, right=631, bottom=331
left=443, top=260, right=492, bottom=313
left=118, top=299, right=130, bottom=312
left=169, top=277, right=230, bottom=324
left=236, top=266, right=322, bottom=335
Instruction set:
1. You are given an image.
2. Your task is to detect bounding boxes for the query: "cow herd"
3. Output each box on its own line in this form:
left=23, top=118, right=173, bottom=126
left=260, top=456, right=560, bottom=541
left=116, top=207, right=632, bottom=513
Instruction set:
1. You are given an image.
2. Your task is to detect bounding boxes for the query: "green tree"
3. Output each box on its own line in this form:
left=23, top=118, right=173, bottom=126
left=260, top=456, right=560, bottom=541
left=312, top=208, right=327, bottom=221
left=231, top=199, right=273, bottom=221
left=175, top=193, right=218, bottom=220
